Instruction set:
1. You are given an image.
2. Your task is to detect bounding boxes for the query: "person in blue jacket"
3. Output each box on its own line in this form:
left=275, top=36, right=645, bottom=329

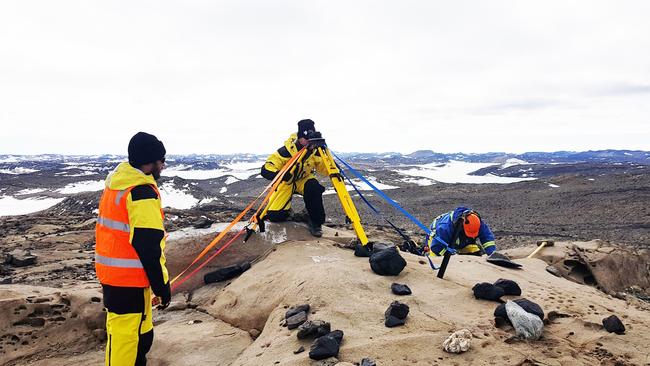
left=423, top=206, right=496, bottom=256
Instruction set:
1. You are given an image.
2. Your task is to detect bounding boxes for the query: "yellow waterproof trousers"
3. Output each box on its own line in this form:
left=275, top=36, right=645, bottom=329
left=103, top=285, right=154, bottom=366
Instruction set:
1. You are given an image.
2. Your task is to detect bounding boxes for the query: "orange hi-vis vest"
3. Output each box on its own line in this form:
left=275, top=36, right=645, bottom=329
left=95, top=184, right=162, bottom=287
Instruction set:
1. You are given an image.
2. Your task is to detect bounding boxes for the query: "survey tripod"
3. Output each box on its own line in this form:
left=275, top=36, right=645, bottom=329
left=247, top=135, right=370, bottom=246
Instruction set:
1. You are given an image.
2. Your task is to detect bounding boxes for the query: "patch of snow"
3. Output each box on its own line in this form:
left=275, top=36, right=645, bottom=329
left=0, top=167, right=39, bottom=175
left=401, top=177, right=437, bottom=186
left=163, top=168, right=257, bottom=180
left=397, top=161, right=536, bottom=184
left=587, top=178, right=595, bottom=181
left=16, top=188, right=47, bottom=195
left=0, top=196, right=65, bottom=216
left=310, top=255, right=343, bottom=263
left=64, top=171, right=97, bottom=177
left=548, top=183, right=560, bottom=188
left=0, top=156, right=20, bottom=163
left=167, top=222, right=247, bottom=240
left=501, top=158, right=530, bottom=169
left=224, top=176, right=240, bottom=185
left=159, top=182, right=199, bottom=209
left=323, top=177, right=399, bottom=195
left=92, top=208, right=99, bottom=214
left=221, top=160, right=265, bottom=171
left=219, top=187, right=227, bottom=194
left=199, top=197, right=219, bottom=205
left=58, top=180, right=105, bottom=194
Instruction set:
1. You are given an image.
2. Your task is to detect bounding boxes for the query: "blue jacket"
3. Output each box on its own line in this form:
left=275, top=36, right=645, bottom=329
left=424, top=207, right=496, bottom=256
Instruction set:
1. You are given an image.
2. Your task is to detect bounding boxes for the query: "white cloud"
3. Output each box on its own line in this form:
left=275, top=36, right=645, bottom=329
left=1, top=0, right=649, bottom=155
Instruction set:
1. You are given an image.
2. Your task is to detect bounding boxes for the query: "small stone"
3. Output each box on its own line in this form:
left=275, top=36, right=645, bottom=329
left=443, top=329, right=472, bottom=354
left=287, top=311, right=308, bottom=330
left=385, top=301, right=409, bottom=327
left=294, top=345, right=305, bottom=354
left=193, top=217, right=214, bottom=229
left=249, top=329, right=261, bottom=339
left=545, top=265, right=562, bottom=277
left=297, top=320, right=331, bottom=339
left=602, top=315, right=625, bottom=335
left=391, top=283, right=412, bottom=296
left=92, top=329, right=107, bottom=342
left=286, top=304, right=311, bottom=319
left=311, top=357, right=339, bottom=366
left=360, top=358, right=377, bottom=366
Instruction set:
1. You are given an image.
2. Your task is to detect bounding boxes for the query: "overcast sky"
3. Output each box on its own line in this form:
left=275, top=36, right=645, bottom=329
left=1, top=0, right=649, bottom=155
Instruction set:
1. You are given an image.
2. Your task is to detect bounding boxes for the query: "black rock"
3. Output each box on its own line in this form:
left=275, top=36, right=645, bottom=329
left=486, top=252, right=522, bottom=269
left=203, top=262, right=251, bottom=284
left=293, top=346, right=305, bottom=354
left=391, top=283, right=412, bottom=296
left=193, top=217, right=214, bottom=229
left=297, top=320, right=331, bottom=339
left=286, top=304, right=311, bottom=319
left=494, top=298, right=545, bottom=322
left=369, top=247, right=407, bottom=276
left=385, top=315, right=406, bottom=327
left=472, top=282, right=505, bottom=302
left=354, top=242, right=373, bottom=257
left=8, top=249, right=37, bottom=267
left=371, top=242, right=395, bottom=253
left=361, top=358, right=377, bottom=366
left=602, top=315, right=625, bottom=335
left=493, top=279, right=522, bottom=296
left=328, top=330, right=344, bottom=344
left=286, top=311, right=308, bottom=330
left=385, top=301, right=409, bottom=327
left=309, top=331, right=343, bottom=360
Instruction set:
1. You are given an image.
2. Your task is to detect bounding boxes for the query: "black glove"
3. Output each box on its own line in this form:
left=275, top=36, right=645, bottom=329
left=156, top=282, right=171, bottom=310
left=282, top=171, right=293, bottom=182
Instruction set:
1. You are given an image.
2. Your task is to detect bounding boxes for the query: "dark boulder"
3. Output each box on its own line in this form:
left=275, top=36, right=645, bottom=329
left=203, top=261, right=251, bottom=284
left=193, top=217, right=214, bottom=229
left=297, top=320, right=331, bottom=339
left=370, top=247, right=406, bottom=276
left=494, top=298, right=544, bottom=323
left=385, top=301, right=409, bottom=327
left=286, top=311, right=308, bottom=330
left=472, top=283, right=505, bottom=302
left=493, top=279, right=522, bottom=296
left=286, top=304, right=311, bottom=319
left=602, top=315, right=625, bottom=335
left=486, top=252, right=522, bottom=269
left=309, top=331, right=344, bottom=360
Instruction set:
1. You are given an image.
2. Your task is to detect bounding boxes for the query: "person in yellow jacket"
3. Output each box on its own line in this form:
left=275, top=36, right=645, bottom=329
left=95, top=132, right=170, bottom=366
left=261, top=119, right=328, bottom=237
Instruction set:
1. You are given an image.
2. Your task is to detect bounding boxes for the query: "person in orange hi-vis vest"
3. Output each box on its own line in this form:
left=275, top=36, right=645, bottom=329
left=95, top=132, right=170, bottom=366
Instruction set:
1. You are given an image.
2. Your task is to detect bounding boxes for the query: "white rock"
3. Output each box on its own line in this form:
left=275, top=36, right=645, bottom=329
left=442, top=329, right=472, bottom=354
left=505, top=300, right=544, bottom=340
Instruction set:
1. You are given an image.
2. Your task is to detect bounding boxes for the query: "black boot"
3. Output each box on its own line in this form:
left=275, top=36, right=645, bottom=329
left=308, top=219, right=323, bottom=237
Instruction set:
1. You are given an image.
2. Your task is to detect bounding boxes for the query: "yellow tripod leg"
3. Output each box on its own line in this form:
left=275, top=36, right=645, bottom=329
left=317, top=147, right=369, bottom=245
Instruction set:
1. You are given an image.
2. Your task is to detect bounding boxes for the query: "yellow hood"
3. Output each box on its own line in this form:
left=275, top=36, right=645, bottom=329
left=284, top=133, right=300, bottom=154
left=105, top=162, right=157, bottom=190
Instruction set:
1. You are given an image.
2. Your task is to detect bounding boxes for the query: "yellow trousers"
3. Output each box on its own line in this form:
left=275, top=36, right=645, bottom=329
left=103, top=286, right=154, bottom=366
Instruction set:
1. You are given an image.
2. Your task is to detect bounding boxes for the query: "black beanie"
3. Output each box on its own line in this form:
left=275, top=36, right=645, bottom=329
left=128, top=132, right=166, bottom=167
left=297, top=119, right=316, bottom=138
